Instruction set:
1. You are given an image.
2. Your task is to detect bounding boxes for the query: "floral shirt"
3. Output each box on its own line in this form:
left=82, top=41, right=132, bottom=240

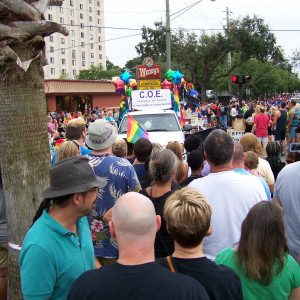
left=87, top=153, right=141, bottom=259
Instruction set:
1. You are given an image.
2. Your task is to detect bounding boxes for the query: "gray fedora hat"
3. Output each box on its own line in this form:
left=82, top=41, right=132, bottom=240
left=85, top=119, right=118, bottom=151
left=43, top=156, right=105, bottom=198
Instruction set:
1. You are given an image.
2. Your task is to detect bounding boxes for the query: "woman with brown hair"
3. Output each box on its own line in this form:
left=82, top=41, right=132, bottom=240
left=166, top=141, right=188, bottom=184
left=215, top=201, right=300, bottom=300
left=240, top=133, right=275, bottom=193
left=139, top=148, right=179, bottom=258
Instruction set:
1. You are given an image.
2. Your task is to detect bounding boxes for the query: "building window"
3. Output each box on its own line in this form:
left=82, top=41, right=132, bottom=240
left=100, top=63, right=103, bottom=67
left=82, top=61, right=86, bottom=67
left=49, top=36, right=54, bottom=42
left=61, top=38, right=65, bottom=44
left=62, top=69, right=66, bottom=75
left=50, top=46, right=54, bottom=53
left=82, top=51, right=85, bottom=60
left=70, top=0, right=74, bottom=6
left=90, top=34, right=93, bottom=40
left=80, top=4, right=83, bottom=9
left=90, top=26, right=93, bottom=31
left=91, top=62, right=94, bottom=66
left=80, top=13, right=84, bottom=19
left=61, top=48, right=65, bottom=54
left=99, top=54, right=102, bottom=59
left=51, top=68, right=55, bottom=75
left=91, top=44, right=94, bottom=49
left=81, top=32, right=84, bottom=38
left=72, top=60, right=76, bottom=66
left=48, top=6, right=52, bottom=10
left=73, top=70, right=77, bottom=76
left=62, top=58, right=66, bottom=65
left=89, top=16, right=93, bottom=22
left=97, top=1, right=100, bottom=7
left=80, top=23, right=84, bottom=29
left=98, top=27, right=101, bottom=33
left=59, top=7, right=63, bottom=13
left=71, top=40, right=75, bottom=46
left=98, top=45, right=102, bottom=51
left=71, top=30, right=75, bottom=36
left=50, top=57, right=54, bottom=64
left=98, top=19, right=101, bottom=25
left=70, top=20, right=74, bottom=26
left=72, top=50, right=76, bottom=59
left=89, top=7, right=92, bottom=12
left=81, top=42, right=85, bottom=47
left=60, top=17, right=64, bottom=24
left=70, top=10, right=74, bottom=17
left=91, top=53, right=94, bottom=58
left=97, top=10, right=100, bottom=16
left=48, top=14, right=52, bottom=21
left=98, top=37, right=101, bottom=42
left=89, top=0, right=92, bottom=3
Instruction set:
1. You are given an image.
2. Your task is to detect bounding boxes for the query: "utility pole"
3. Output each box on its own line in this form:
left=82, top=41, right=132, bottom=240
left=226, top=7, right=232, bottom=93
left=166, top=0, right=171, bottom=71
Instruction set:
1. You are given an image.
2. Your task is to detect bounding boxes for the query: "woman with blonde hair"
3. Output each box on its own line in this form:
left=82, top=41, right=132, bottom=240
left=240, top=133, right=275, bottom=193
left=56, top=140, right=81, bottom=162
left=216, top=201, right=300, bottom=300
left=139, top=148, right=179, bottom=257
left=166, top=141, right=188, bottom=184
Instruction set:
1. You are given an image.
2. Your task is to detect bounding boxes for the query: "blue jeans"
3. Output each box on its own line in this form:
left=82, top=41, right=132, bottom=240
left=220, top=115, right=227, bottom=128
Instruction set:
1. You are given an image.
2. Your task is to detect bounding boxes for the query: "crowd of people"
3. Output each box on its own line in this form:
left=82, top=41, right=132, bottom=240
left=1, top=96, right=300, bottom=300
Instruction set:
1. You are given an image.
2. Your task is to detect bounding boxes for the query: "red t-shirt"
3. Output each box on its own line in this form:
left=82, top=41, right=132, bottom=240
left=254, top=113, right=269, bottom=137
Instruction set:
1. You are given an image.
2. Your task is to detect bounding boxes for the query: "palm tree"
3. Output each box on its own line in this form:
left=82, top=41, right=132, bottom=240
left=0, top=1, right=68, bottom=298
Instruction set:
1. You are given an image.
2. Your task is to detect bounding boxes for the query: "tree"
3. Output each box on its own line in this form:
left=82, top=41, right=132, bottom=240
left=0, top=1, right=68, bottom=298
left=135, top=16, right=283, bottom=101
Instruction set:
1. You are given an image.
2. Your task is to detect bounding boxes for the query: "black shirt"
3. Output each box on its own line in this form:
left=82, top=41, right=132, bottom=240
left=157, top=256, right=243, bottom=300
left=67, top=262, right=210, bottom=300
left=179, top=175, right=203, bottom=187
left=244, top=108, right=255, bottom=132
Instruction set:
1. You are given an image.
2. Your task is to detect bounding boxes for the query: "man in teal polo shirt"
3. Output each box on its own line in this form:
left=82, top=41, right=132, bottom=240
left=19, top=156, right=105, bottom=300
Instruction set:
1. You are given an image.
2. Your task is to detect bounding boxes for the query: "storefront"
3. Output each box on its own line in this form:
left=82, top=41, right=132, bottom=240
left=45, top=79, right=120, bottom=113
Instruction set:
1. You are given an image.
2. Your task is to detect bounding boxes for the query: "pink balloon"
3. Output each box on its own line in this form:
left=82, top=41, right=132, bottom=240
left=113, top=78, right=125, bottom=91
left=162, top=79, right=173, bottom=91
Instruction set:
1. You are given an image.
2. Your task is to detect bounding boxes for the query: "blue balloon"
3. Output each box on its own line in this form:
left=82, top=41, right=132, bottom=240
left=190, top=90, right=199, bottom=98
left=171, top=70, right=184, bottom=84
left=119, top=71, right=132, bottom=84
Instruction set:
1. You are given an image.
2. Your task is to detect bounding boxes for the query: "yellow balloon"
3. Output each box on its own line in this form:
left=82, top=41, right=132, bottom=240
left=111, top=76, right=119, bottom=83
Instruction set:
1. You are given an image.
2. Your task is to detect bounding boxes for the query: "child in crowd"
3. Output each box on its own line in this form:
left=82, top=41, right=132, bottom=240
left=244, top=151, right=262, bottom=177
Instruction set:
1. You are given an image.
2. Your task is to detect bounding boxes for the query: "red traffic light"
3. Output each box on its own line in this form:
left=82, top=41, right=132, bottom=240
left=231, top=75, right=239, bottom=84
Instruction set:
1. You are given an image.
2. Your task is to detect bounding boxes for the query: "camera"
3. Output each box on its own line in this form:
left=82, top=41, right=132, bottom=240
left=289, top=143, right=300, bottom=152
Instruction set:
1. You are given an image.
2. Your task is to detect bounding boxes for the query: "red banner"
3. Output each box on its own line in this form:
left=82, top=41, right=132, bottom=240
left=137, top=65, right=161, bottom=80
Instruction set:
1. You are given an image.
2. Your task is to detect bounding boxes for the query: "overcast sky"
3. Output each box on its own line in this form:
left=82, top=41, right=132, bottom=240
left=103, top=0, right=300, bottom=70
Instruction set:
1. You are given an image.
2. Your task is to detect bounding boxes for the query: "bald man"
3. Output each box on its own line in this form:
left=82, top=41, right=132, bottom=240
left=67, top=193, right=209, bottom=300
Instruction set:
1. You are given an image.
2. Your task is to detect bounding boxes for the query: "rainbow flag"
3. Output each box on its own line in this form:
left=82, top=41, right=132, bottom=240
left=127, top=114, right=149, bottom=144
left=173, top=84, right=185, bottom=126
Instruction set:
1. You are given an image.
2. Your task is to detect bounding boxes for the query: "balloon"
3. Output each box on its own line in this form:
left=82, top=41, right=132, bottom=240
left=113, top=78, right=125, bottom=91
left=119, top=70, right=132, bottom=84
left=181, top=77, right=186, bottom=85
left=116, top=88, right=124, bottom=95
left=190, top=90, right=199, bottom=98
left=128, top=78, right=137, bottom=88
left=165, top=69, right=175, bottom=81
left=126, top=87, right=131, bottom=97
left=111, top=76, right=119, bottom=83
left=162, top=79, right=173, bottom=91
left=171, top=70, right=184, bottom=84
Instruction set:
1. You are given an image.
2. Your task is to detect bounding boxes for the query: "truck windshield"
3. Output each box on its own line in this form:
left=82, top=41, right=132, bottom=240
left=119, top=114, right=180, bottom=134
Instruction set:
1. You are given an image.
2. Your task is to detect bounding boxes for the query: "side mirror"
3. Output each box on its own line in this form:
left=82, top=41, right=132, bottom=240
left=182, top=124, right=193, bottom=131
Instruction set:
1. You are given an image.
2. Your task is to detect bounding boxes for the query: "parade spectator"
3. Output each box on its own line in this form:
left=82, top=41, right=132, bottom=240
left=19, top=157, right=105, bottom=300
left=112, top=139, right=127, bottom=158
left=106, top=111, right=116, bottom=126
left=244, top=151, right=262, bottom=177
left=166, top=141, right=188, bottom=184
left=47, top=116, right=57, bottom=137
left=189, top=129, right=265, bottom=260
left=179, top=150, right=204, bottom=187
left=157, top=187, right=243, bottom=300
left=288, top=100, right=300, bottom=144
left=252, top=106, right=270, bottom=157
left=240, top=133, right=275, bottom=193
left=51, top=118, right=91, bottom=164
left=133, top=138, right=152, bottom=184
left=85, top=119, right=141, bottom=266
left=56, top=140, right=81, bottom=162
left=139, top=149, right=179, bottom=258
left=265, top=141, right=285, bottom=180
left=267, top=106, right=276, bottom=143
left=243, top=102, right=255, bottom=133
left=206, top=104, right=213, bottom=128
left=273, top=161, right=300, bottom=261
left=57, top=117, right=65, bottom=138
left=124, top=139, right=135, bottom=164
left=215, top=201, right=300, bottom=300
left=232, top=143, right=271, bottom=200
left=231, top=105, right=237, bottom=128
left=273, top=102, right=287, bottom=156
left=67, top=192, right=209, bottom=300
left=0, top=168, right=7, bottom=300
left=219, top=102, right=228, bottom=129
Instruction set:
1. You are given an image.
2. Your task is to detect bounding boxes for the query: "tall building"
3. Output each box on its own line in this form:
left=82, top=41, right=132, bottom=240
left=44, top=0, right=106, bottom=79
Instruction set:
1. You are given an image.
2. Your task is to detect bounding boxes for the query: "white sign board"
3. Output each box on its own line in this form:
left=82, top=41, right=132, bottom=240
left=227, top=129, right=245, bottom=142
left=131, top=89, right=172, bottom=110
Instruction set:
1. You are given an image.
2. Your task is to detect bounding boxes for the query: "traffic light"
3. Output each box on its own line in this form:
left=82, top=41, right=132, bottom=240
left=242, top=75, right=251, bottom=84
left=231, top=75, right=240, bottom=84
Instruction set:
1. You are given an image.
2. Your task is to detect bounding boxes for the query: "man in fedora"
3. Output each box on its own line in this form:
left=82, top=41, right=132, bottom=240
left=85, top=119, right=141, bottom=266
left=19, top=156, right=105, bottom=300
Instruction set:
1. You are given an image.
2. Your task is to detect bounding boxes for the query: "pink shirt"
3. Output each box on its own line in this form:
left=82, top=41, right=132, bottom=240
left=254, top=113, right=269, bottom=137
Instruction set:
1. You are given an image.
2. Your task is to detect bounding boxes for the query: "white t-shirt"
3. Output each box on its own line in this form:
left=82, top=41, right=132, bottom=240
left=231, top=107, right=237, bottom=117
left=189, top=170, right=266, bottom=260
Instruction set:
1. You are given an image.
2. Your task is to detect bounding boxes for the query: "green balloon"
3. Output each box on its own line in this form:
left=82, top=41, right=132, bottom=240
left=126, top=87, right=131, bottom=97
left=165, top=69, right=175, bottom=81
